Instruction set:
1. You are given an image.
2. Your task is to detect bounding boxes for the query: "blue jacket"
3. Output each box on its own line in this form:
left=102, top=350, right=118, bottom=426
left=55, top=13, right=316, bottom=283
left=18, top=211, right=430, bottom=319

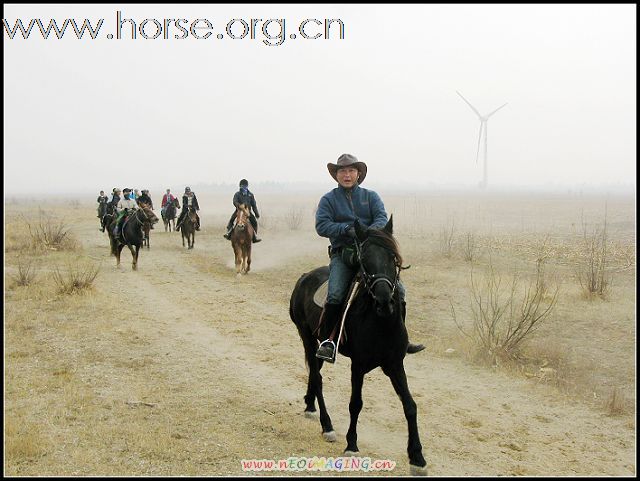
left=316, top=184, right=388, bottom=249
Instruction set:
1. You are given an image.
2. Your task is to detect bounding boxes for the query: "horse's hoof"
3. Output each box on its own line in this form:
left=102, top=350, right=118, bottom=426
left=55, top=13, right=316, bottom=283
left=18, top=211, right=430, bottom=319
left=322, top=431, right=337, bottom=443
left=344, top=450, right=359, bottom=457
left=304, top=410, right=317, bottom=419
left=409, top=464, right=428, bottom=476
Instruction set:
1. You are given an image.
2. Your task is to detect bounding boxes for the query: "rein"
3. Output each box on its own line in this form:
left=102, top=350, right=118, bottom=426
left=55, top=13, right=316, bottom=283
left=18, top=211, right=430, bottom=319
left=121, top=208, right=150, bottom=244
left=354, top=237, right=408, bottom=300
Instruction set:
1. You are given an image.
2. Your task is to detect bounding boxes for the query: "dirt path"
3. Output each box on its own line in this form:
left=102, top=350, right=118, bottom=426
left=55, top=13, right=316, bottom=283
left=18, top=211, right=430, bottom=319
left=75, top=220, right=635, bottom=476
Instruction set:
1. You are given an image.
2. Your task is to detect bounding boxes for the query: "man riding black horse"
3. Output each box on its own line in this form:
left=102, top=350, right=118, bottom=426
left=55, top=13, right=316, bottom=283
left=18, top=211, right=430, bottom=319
left=314, top=154, right=424, bottom=362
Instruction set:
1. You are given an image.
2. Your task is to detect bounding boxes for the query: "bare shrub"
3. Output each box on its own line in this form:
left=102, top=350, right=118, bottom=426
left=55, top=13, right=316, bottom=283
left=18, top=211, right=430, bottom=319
left=462, top=231, right=477, bottom=263
left=23, top=213, right=77, bottom=251
left=10, top=261, right=39, bottom=287
left=439, top=219, right=455, bottom=258
left=606, top=387, right=628, bottom=416
left=577, top=207, right=611, bottom=299
left=285, top=206, right=305, bottom=230
left=52, top=261, right=100, bottom=294
left=452, top=259, right=559, bottom=365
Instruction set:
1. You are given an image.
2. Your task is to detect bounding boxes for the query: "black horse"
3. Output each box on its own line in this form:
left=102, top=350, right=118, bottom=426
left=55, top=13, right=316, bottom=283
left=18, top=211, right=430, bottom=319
left=100, top=203, right=116, bottom=233
left=97, top=201, right=108, bottom=229
left=180, top=206, right=197, bottom=249
left=289, top=216, right=427, bottom=475
left=106, top=206, right=159, bottom=270
left=162, top=197, right=179, bottom=232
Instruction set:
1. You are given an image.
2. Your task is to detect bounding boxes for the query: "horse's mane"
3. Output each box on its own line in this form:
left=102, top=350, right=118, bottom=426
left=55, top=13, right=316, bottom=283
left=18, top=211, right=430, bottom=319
left=365, top=228, right=403, bottom=267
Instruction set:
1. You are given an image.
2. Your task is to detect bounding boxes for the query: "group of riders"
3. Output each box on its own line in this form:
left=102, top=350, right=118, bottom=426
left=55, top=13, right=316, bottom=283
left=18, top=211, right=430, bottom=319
left=97, top=180, right=261, bottom=243
left=96, top=157, right=422, bottom=362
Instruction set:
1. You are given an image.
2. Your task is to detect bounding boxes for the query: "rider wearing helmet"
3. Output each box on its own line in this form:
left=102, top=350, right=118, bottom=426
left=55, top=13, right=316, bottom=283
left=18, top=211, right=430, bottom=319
left=176, top=186, right=200, bottom=231
left=223, top=179, right=261, bottom=243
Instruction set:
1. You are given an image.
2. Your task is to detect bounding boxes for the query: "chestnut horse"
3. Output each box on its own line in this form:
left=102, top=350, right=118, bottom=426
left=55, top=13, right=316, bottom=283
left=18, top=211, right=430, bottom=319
left=138, top=202, right=153, bottom=248
left=230, top=204, right=253, bottom=274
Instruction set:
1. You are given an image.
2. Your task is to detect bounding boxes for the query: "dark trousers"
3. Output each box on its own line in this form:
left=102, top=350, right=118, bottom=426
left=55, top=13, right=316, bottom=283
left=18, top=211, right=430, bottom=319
left=177, top=209, right=200, bottom=227
left=227, top=212, right=258, bottom=234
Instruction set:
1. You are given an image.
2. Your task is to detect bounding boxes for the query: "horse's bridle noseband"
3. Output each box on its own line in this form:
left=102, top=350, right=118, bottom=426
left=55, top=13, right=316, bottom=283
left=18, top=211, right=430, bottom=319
left=354, top=239, right=403, bottom=299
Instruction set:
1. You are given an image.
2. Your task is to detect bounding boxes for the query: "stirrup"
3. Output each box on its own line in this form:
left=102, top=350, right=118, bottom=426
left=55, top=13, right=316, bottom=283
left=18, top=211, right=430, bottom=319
left=315, top=340, right=336, bottom=363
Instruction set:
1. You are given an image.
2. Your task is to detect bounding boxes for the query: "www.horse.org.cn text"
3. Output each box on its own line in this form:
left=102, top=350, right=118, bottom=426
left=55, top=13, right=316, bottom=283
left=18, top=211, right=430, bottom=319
left=2, top=11, right=346, bottom=46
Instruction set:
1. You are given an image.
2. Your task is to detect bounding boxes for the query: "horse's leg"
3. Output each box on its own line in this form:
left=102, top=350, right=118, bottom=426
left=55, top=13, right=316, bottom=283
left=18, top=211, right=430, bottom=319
left=182, top=231, right=185, bottom=247
left=116, top=244, right=124, bottom=267
left=246, top=244, right=251, bottom=273
left=315, top=362, right=335, bottom=442
left=301, top=331, right=319, bottom=416
left=127, top=244, right=137, bottom=270
left=345, top=364, right=365, bottom=455
left=382, top=363, right=427, bottom=473
left=234, top=244, right=242, bottom=274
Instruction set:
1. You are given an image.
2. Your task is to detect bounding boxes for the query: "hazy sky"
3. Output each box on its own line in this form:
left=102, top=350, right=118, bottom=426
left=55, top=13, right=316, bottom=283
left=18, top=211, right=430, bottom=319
left=3, top=4, right=636, bottom=194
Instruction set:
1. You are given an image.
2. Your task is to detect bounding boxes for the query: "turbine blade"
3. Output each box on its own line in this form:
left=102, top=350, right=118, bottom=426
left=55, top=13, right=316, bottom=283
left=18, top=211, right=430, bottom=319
left=486, top=102, right=508, bottom=118
left=456, top=90, right=482, bottom=118
left=475, top=122, right=484, bottom=164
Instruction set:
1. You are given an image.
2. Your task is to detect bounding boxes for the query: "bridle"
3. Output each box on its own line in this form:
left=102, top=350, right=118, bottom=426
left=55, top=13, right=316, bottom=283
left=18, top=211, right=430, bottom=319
left=235, top=206, right=249, bottom=229
left=354, top=237, right=406, bottom=300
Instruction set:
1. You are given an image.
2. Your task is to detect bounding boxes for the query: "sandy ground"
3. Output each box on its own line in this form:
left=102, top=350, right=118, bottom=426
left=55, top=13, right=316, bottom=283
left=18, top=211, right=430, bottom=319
left=5, top=198, right=636, bottom=476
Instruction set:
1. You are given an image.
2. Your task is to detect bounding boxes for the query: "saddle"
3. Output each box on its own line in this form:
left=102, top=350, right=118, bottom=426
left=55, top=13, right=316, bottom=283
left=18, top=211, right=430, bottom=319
left=113, top=215, right=132, bottom=242
left=312, top=275, right=362, bottom=345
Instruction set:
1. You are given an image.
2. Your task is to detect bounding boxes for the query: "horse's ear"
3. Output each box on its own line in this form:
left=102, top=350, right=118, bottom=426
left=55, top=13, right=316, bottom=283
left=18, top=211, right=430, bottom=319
left=354, top=219, right=367, bottom=242
left=383, top=215, right=393, bottom=235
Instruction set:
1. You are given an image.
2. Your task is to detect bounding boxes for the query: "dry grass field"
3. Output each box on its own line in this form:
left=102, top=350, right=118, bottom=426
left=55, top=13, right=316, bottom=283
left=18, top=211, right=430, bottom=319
left=4, top=190, right=636, bottom=476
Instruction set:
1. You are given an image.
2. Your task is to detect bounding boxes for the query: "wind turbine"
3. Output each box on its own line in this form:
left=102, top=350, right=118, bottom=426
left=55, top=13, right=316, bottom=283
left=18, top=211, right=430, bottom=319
left=456, top=91, right=507, bottom=189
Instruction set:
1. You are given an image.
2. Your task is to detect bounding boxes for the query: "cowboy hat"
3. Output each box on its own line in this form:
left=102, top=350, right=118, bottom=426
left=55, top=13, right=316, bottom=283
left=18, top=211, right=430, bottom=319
left=327, top=153, right=367, bottom=185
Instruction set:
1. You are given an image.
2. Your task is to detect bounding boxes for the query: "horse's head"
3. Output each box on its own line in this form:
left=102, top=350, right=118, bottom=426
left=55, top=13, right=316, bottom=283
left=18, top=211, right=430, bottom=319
left=138, top=205, right=159, bottom=225
left=235, top=204, right=250, bottom=230
left=187, top=206, right=198, bottom=221
left=354, top=215, right=403, bottom=318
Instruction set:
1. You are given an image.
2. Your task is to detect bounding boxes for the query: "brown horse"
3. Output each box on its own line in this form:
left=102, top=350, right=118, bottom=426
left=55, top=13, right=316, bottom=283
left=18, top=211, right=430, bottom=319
left=138, top=202, right=153, bottom=248
left=231, top=204, right=253, bottom=274
left=181, top=206, right=197, bottom=249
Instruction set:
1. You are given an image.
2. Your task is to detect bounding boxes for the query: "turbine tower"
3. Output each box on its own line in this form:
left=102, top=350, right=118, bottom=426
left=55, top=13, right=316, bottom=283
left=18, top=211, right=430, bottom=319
left=456, top=91, right=507, bottom=189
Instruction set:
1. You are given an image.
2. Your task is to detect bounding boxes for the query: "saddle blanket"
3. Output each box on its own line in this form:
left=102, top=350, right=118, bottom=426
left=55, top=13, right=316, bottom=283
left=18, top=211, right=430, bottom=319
left=313, top=280, right=329, bottom=307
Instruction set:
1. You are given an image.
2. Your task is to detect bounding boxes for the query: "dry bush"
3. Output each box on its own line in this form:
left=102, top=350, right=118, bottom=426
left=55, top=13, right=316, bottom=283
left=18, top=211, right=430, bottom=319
left=576, top=210, right=611, bottom=299
left=606, top=387, right=629, bottom=416
left=284, top=206, right=305, bottom=230
left=439, top=219, right=455, bottom=258
left=452, top=259, right=559, bottom=365
left=462, top=231, right=477, bottom=263
left=23, top=213, right=78, bottom=252
left=52, top=260, right=101, bottom=294
left=10, top=260, right=39, bottom=287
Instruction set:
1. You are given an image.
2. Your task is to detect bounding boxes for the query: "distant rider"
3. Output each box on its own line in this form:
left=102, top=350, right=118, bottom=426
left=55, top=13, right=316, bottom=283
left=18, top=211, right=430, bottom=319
left=223, top=179, right=261, bottom=243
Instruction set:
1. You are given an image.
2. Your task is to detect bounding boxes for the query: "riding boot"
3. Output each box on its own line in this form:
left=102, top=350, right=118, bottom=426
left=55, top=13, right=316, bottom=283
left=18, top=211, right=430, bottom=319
left=315, top=303, right=343, bottom=363
left=401, top=301, right=425, bottom=354
left=223, top=222, right=233, bottom=239
left=252, top=233, right=262, bottom=243
left=195, top=215, right=200, bottom=231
